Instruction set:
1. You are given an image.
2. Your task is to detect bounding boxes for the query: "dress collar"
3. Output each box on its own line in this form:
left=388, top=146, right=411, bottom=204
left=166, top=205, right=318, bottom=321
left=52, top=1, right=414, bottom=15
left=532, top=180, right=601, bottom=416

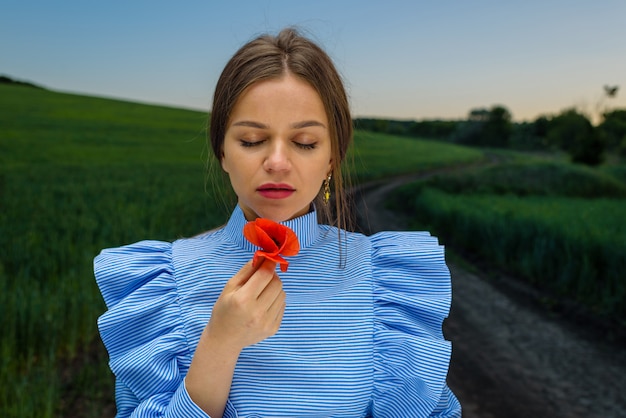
left=223, top=205, right=320, bottom=251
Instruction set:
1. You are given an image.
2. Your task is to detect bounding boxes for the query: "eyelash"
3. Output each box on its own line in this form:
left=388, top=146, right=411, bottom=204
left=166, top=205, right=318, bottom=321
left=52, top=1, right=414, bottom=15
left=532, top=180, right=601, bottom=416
left=239, top=140, right=317, bottom=150
left=296, top=142, right=317, bottom=150
left=240, top=139, right=263, bottom=148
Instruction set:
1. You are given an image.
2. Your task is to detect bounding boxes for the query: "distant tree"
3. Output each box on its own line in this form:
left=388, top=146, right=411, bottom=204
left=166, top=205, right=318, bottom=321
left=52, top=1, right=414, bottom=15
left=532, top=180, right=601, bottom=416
left=547, top=109, right=604, bottom=165
left=598, top=109, right=626, bottom=152
left=468, top=108, right=490, bottom=122
left=571, top=130, right=604, bottom=165
left=353, top=118, right=459, bottom=141
left=509, top=116, right=550, bottom=151
left=386, top=120, right=409, bottom=136
left=594, top=84, right=620, bottom=123
left=373, top=119, right=389, bottom=133
left=451, top=119, right=484, bottom=146
left=408, top=120, right=459, bottom=140
left=482, top=105, right=512, bottom=147
left=533, top=116, right=550, bottom=138
left=353, top=118, right=389, bottom=133
left=546, top=109, right=591, bottom=151
left=0, top=75, right=44, bottom=89
left=454, top=105, right=512, bottom=147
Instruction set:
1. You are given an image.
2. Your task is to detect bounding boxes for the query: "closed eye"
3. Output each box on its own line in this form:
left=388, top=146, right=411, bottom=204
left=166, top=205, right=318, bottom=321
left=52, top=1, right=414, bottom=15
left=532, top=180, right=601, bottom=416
left=295, top=142, right=317, bottom=150
left=240, top=139, right=265, bottom=148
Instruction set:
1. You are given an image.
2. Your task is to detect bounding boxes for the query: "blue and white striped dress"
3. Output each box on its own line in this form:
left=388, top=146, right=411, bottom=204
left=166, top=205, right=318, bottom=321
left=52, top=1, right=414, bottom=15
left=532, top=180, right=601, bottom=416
left=95, top=206, right=461, bottom=417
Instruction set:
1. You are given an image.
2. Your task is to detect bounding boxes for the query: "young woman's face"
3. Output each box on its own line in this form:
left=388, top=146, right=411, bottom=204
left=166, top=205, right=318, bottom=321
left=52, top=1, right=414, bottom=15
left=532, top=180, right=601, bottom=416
left=221, top=74, right=332, bottom=222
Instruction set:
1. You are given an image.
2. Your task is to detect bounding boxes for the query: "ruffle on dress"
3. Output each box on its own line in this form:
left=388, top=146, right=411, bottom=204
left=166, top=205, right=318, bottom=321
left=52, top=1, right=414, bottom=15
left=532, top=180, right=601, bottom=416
left=95, top=240, right=212, bottom=417
left=370, top=231, right=455, bottom=417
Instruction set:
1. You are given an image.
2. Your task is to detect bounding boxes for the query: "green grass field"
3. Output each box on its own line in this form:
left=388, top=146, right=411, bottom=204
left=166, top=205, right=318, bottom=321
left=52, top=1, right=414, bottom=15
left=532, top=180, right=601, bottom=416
left=390, top=159, right=626, bottom=330
left=1, top=85, right=227, bottom=416
left=349, top=130, right=483, bottom=182
left=0, top=84, right=482, bottom=417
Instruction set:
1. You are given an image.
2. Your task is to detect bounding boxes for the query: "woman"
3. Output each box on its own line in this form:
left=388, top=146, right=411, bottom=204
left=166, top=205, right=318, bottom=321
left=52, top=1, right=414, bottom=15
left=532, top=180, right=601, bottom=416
left=95, top=27, right=461, bottom=417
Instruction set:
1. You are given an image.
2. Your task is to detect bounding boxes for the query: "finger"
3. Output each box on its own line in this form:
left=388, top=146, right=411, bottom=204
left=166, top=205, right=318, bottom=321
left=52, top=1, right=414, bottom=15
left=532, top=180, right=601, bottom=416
left=265, top=274, right=286, bottom=315
left=223, top=260, right=256, bottom=291
left=267, top=290, right=286, bottom=330
left=241, top=259, right=278, bottom=299
left=257, top=273, right=284, bottom=307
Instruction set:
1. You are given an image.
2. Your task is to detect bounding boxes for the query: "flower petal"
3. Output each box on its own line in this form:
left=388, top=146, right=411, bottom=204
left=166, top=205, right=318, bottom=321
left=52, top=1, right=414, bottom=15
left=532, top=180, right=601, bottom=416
left=243, top=218, right=300, bottom=272
left=243, top=221, right=278, bottom=251
left=278, top=227, right=299, bottom=256
left=254, top=251, right=289, bottom=272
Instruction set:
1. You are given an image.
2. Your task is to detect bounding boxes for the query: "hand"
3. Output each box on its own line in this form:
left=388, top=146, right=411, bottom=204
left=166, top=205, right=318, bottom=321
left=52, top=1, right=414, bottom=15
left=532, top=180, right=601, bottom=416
left=207, top=258, right=286, bottom=351
left=186, top=259, right=286, bottom=416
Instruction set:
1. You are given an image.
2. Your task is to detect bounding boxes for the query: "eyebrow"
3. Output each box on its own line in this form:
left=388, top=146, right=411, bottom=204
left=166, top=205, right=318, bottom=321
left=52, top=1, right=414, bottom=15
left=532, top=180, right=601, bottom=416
left=231, top=120, right=269, bottom=129
left=291, top=120, right=327, bottom=129
left=231, top=120, right=327, bottom=129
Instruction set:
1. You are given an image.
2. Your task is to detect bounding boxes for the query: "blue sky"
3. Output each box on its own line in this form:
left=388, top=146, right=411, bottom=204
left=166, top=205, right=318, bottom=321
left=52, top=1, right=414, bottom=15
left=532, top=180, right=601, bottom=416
left=2, top=0, right=625, bottom=122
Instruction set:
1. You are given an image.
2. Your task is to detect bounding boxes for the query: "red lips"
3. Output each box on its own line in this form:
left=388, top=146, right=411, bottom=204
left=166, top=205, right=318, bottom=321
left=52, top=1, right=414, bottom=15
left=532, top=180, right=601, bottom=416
left=243, top=218, right=300, bottom=272
left=257, top=183, right=295, bottom=199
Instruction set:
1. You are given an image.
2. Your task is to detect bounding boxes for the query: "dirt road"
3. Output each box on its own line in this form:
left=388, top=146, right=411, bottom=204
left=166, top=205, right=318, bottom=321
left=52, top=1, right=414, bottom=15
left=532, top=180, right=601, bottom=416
left=354, top=175, right=626, bottom=418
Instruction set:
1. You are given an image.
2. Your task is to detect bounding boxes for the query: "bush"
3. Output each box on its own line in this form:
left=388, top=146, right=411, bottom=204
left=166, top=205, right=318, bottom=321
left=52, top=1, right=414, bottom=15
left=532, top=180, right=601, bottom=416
left=546, top=109, right=605, bottom=166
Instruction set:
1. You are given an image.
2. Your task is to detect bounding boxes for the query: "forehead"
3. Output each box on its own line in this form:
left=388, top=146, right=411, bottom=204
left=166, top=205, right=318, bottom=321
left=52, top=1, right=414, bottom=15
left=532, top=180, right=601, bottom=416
left=228, top=75, right=328, bottom=125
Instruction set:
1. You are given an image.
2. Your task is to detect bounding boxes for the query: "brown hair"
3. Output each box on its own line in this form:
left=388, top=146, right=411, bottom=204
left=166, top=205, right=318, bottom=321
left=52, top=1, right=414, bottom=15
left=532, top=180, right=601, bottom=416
left=209, top=27, right=354, bottom=232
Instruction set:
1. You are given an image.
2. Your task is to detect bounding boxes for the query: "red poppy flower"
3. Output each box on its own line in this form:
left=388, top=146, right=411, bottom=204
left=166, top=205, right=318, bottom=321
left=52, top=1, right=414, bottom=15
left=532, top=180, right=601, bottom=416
left=243, top=218, right=300, bottom=272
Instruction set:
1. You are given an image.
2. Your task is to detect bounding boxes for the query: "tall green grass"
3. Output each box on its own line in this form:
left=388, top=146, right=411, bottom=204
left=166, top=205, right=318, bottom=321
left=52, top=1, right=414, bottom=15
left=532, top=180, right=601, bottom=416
left=421, top=160, right=626, bottom=197
left=391, top=161, right=626, bottom=328
left=0, top=85, right=225, bottom=416
left=0, top=84, right=482, bottom=416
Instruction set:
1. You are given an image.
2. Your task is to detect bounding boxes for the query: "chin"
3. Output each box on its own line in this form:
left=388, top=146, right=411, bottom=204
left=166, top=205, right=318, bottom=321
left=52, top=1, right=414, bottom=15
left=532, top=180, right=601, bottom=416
left=259, top=207, right=309, bottom=223
left=240, top=199, right=313, bottom=222
left=261, top=211, right=297, bottom=223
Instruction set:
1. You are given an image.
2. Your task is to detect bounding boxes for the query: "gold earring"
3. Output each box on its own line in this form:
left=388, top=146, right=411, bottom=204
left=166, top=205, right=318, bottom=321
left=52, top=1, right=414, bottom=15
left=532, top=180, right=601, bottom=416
left=323, top=174, right=332, bottom=204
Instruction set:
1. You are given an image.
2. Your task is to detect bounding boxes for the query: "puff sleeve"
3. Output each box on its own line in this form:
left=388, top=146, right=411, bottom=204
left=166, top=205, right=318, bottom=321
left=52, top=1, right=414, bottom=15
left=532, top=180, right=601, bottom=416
left=371, top=232, right=461, bottom=417
left=95, top=241, right=214, bottom=417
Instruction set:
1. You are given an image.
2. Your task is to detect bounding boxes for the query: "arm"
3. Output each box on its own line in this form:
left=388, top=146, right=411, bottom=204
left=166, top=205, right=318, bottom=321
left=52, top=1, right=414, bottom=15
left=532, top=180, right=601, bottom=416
left=186, top=259, right=286, bottom=418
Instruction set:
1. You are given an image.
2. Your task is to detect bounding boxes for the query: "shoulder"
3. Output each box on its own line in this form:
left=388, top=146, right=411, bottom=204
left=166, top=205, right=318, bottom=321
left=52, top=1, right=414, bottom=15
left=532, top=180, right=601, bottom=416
left=94, top=239, right=192, bottom=401
left=369, top=231, right=457, bottom=416
left=338, top=229, right=447, bottom=273
left=369, top=230, right=452, bottom=332
left=94, top=231, right=230, bottom=305
left=370, top=230, right=445, bottom=258
left=369, top=230, right=449, bottom=286
left=95, top=240, right=174, bottom=309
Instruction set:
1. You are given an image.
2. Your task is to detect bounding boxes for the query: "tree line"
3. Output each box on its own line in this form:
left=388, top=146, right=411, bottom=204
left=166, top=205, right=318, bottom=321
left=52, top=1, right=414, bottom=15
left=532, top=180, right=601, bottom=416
left=355, top=102, right=626, bottom=166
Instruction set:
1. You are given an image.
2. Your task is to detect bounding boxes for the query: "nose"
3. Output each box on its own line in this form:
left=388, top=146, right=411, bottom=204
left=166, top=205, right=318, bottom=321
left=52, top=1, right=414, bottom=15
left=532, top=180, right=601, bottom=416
left=263, top=140, right=291, bottom=172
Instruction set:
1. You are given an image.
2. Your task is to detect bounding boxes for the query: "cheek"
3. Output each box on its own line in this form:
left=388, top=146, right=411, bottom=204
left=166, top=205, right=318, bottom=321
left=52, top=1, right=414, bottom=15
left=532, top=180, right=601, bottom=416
left=220, top=147, right=234, bottom=174
left=324, top=151, right=333, bottom=175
